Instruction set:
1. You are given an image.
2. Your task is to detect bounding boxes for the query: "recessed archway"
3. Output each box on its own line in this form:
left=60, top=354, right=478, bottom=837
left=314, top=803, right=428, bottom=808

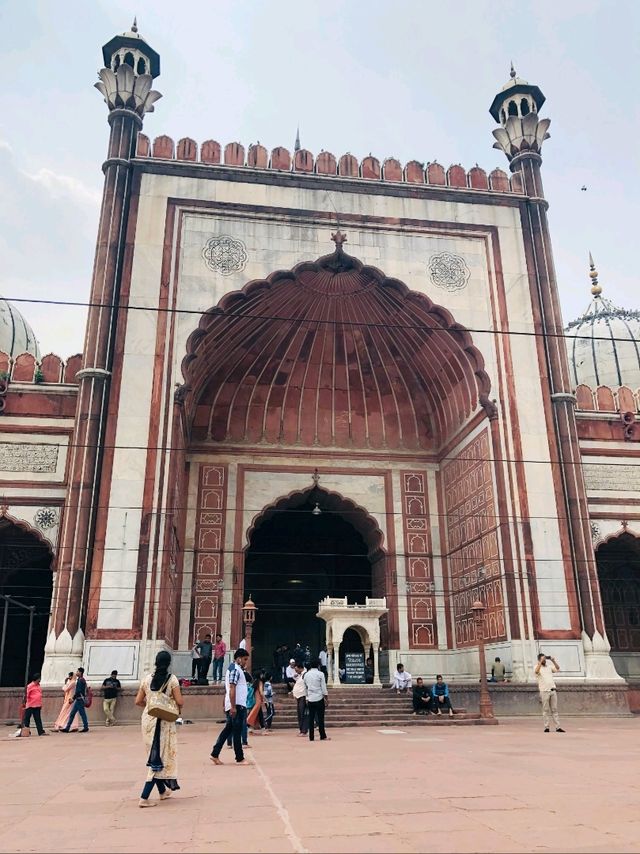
left=596, top=532, right=640, bottom=656
left=240, top=487, right=388, bottom=671
left=0, top=518, right=53, bottom=687
left=181, top=241, right=494, bottom=452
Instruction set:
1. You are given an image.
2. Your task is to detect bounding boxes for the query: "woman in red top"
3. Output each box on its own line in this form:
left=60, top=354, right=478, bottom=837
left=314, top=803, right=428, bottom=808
left=23, top=673, right=48, bottom=736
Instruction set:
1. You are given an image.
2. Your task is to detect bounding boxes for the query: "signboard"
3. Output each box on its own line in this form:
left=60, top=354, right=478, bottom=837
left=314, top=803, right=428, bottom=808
left=344, top=652, right=365, bottom=684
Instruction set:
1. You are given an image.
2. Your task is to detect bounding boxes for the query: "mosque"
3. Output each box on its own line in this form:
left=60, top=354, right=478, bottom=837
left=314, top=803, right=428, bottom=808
left=0, top=24, right=638, bottom=702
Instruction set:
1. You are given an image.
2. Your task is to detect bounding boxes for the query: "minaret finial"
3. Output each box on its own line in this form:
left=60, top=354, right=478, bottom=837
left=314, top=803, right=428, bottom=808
left=294, top=126, right=301, bottom=153
left=589, top=251, right=602, bottom=297
left=131, top=16, right=138, bottom=33
left=510, top=61, right=516, bottom=79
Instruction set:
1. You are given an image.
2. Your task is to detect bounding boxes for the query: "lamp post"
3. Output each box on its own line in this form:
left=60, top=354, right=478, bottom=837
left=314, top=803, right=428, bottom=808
left=471, top=599, right=495, bottom=720
left=242, top=595, right=257, bottom=669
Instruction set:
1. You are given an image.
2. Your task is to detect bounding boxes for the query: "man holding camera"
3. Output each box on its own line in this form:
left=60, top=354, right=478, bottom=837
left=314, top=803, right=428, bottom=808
left=535, top=653, right=565, bottom=733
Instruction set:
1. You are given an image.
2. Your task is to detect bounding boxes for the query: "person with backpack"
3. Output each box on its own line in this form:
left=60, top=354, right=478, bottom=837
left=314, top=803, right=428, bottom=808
left=61, top=667, right=90, bottom=733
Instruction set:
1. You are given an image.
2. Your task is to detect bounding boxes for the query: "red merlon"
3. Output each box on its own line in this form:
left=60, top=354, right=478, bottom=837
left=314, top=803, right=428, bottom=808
left=135, top=133, right=520, bottom=193
left=177, top=137, right=198, bottom=161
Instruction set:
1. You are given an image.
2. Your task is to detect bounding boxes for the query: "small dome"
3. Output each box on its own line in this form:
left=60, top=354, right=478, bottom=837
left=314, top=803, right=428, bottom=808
left=565, top=287, right=640, bottom=390
left=501, top=75, right=530, bottom=91
left=0, top=297, right=40, bottom=359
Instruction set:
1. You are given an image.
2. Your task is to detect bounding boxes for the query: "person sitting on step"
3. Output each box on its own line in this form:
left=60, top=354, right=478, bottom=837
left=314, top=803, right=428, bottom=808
left=412, top=677, right=432, bottom=715
left=393, top=663, right=412, bottom=693
left=431, top=675, right=454, bottom=717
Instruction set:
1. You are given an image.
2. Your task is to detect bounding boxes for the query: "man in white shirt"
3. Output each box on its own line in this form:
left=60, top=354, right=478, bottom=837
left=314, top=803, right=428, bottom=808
left=303, top=659, right=329, bottom=741
left=291, top=664, right=309, bottom=736
left=535, top=653, right=565, bottom=733
left=210, top=648, right=250, bottom=764
left=285, top=658, right=297, bottom=693
left=393, top=663, right=412, bottom=693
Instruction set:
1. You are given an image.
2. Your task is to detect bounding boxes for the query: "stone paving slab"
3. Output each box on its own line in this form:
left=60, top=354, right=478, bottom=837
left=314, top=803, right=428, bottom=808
left=1, top=717, right=640, bottom=853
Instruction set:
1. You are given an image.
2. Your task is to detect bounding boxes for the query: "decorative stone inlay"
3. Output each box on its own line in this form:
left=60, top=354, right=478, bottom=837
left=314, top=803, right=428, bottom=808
left=202, top=235, right=248, bottom=276
left=583, top=463, right=640, bottom=492
left=428, top=252, right=470, bottom=292
left=34, top=507, right=58, bottom=530
left=590, top=521, right=601, bottom=542
left=0, top=443, right=58, bottom=473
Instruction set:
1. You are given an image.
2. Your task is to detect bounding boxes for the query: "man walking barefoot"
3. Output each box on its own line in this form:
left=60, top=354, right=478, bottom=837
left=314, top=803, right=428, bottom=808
left=535, top=653, right=565, bottom=733
left=210, top=649, right=250, bottom=765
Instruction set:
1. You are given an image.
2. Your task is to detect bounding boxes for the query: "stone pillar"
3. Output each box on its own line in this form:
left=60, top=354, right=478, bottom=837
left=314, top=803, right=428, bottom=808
left=43, top=38, right=161, bottom=684
left=491, top=96, right=620, bottom=682
left=326, top=643, right=335, bottom=686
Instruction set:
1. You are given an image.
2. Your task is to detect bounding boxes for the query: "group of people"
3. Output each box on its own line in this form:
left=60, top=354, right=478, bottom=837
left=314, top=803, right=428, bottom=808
left=391, top=664, right=456, bottom=717
left=190, top=633, right=228, bottom=683
left=20, top=667, right=122, bottom=736
left=19, top=646, right=566, bottom=807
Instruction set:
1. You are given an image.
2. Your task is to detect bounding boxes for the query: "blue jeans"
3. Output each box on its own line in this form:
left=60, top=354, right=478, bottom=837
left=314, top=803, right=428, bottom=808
left=64, top=698, right=89, bottom=731
left=212, top=657, right=224, bottom=681
left=212, top=706, right=246, bottom=762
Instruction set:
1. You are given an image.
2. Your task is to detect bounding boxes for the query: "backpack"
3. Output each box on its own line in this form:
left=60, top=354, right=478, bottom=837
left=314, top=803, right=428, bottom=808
left=84, top=686, right=94, bottom=708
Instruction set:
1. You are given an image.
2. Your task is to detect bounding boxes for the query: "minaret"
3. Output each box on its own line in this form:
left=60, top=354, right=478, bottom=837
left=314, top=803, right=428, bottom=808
left=490, top=69, right=620, bottom=681
left=42, top=23, right=162, bottom=683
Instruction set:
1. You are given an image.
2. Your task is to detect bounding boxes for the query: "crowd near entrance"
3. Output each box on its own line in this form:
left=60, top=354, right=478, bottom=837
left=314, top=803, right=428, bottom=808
left=0, top=520, right=52, bottom=687
left=243, top=489, right=373, bottom=672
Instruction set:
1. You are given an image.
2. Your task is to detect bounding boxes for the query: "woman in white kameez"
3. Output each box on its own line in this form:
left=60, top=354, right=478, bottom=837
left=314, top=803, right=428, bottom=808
left=134, top=650, right=184, bottom=807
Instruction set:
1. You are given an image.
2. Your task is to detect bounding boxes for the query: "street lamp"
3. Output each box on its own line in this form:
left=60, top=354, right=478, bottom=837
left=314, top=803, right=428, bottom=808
left=242, top=595, right=257, bottom=668
left=471, top=599, right=495, bottom=721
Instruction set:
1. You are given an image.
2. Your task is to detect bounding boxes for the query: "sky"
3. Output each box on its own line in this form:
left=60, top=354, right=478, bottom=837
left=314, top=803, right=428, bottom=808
left=0, top=0, right=638, bottom=356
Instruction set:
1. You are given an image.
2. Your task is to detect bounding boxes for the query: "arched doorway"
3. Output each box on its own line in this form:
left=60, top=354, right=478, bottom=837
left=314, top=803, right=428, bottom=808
left=0, top=519, right=53, bottom=687
left=596, top=533, right=640, bottom=664
left=243, top=488, right=382, bottom=671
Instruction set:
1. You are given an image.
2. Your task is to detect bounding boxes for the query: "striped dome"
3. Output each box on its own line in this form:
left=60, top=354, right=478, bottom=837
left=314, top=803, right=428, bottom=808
left=565, top=295, right=640, bottom=390
left=0, top=297, right=40, bottom=359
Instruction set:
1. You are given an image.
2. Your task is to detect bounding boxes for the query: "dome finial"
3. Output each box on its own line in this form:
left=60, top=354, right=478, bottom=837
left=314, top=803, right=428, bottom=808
left=589, top=251, right=602, bottom=297
left=131, top=16, right=138, bottom=33
left=510, top=60, right=516, bottom=79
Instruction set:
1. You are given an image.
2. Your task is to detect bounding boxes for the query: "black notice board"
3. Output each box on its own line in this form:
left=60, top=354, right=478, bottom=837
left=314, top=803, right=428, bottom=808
left=344, top=652, right=365, bottom=684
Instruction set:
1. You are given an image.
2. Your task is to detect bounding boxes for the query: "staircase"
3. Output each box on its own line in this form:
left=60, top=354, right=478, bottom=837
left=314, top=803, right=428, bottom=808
left=267, top=685, right=486, bottom=728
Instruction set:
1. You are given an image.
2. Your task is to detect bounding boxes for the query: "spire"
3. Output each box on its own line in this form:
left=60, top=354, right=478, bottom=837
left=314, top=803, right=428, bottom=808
left=131, top=16, right=138, bottom=33
left=589, top=252, right=602, bottom=297
left=510, top=60, right=516, bottom=79
left=294, top=126, right=301, bottom=153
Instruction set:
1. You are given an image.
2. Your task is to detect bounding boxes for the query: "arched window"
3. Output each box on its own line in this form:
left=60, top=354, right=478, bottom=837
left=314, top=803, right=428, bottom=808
left=137, top=57, right=146, bottom=75
left=508, top=100, right=518, bottom=117
left=113, top=54, right=121, bottom=71
left=124, top=52, right=135, bottom=68
left=521, top=98, right=530, bottom=116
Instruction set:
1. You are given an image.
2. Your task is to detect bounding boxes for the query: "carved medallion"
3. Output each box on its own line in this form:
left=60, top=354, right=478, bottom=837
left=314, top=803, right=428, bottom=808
left=202, top=235, right=248, bottom=276
left=34, top=507, right=58, bottom=530
left=428, top=252, right=470, bottom=292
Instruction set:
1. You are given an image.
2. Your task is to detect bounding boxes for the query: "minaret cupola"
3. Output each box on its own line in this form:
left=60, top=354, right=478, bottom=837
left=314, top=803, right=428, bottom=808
left=95, top=20, right=162, bottom=120
left=489, top=63, right=545, bottom=126
left=101, top=18, right=160, bottom=79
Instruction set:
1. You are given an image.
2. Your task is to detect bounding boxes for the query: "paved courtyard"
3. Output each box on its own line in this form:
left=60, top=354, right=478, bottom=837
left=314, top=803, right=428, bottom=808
left=1, top=717, right=639, bottom=853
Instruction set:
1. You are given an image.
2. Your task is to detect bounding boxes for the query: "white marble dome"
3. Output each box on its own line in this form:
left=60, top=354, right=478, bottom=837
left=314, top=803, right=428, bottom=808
left=0, top=297, right=40, bottom=359
left=565, top=293, right=640, bottom=390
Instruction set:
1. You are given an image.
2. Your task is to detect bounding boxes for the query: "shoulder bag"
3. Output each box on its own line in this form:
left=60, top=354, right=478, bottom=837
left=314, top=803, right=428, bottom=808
left=147, top=677, right=179, bottom=722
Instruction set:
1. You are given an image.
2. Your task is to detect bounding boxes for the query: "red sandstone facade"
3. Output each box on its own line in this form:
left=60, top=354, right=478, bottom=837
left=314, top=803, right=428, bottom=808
left=0, top=27, right=638, bottom=691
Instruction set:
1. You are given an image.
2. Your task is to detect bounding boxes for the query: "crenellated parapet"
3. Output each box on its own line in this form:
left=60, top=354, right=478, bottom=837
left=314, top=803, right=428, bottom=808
left=0, top=351, right=82, bottom=385
left=135, top=133, right=524, bottom=194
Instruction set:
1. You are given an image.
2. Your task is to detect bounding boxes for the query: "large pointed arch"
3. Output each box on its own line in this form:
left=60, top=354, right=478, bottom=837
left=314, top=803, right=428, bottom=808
left=181, top=242, right=494, bottom=451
